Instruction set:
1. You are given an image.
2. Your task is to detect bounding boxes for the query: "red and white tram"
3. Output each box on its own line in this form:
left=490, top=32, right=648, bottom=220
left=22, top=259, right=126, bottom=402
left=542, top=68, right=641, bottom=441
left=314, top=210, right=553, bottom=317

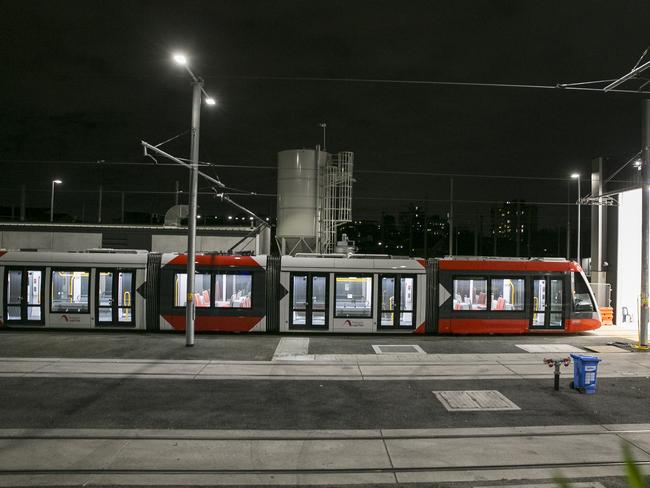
left=0, top=249, right=601, bottom=334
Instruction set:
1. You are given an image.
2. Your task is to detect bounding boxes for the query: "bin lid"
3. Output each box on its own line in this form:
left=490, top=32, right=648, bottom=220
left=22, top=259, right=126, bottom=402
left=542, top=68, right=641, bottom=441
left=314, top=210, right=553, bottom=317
left=570, top=353, right=602, bottom=362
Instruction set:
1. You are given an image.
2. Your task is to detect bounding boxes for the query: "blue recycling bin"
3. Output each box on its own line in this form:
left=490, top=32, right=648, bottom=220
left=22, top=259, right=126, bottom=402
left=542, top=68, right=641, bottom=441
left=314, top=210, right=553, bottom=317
left=570, top=354, right=602, bottom=394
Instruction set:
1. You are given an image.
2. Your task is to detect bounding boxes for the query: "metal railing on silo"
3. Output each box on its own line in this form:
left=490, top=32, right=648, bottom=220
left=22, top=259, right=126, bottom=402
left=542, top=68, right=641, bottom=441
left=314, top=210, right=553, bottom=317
left=320, top=151, right=354, bottom=253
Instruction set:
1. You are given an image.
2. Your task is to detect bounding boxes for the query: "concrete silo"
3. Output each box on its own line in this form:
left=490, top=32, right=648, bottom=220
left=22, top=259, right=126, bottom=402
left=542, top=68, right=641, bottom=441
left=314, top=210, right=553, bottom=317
left=276, top=147, right=354, bottom=255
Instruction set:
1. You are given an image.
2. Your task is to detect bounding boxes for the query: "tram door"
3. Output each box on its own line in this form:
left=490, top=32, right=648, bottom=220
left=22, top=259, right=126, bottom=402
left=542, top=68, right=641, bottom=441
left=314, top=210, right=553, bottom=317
left=530, top=276, right=564, bottom=329
left=97, top=270, right=135, bottom=326
left=3, top=268, right=44, bottom=325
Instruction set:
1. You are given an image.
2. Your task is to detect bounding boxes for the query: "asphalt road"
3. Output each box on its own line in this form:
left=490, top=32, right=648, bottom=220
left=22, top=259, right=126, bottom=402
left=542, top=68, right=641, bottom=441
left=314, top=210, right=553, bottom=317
left=1, top=376, right=647, bottom=430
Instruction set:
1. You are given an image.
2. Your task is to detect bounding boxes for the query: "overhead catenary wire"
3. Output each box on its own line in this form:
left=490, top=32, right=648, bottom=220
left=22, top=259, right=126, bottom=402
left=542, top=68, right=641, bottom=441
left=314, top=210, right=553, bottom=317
left=0, top=159, right=643, bottom=184
left=206, top=74, right=650, bottom=95
left=0, top=186, right=594, bottom=207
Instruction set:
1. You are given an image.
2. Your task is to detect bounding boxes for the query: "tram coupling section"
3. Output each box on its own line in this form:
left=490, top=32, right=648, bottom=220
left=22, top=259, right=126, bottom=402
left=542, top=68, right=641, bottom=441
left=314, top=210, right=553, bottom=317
left=544, top=357, right=571, bottom=391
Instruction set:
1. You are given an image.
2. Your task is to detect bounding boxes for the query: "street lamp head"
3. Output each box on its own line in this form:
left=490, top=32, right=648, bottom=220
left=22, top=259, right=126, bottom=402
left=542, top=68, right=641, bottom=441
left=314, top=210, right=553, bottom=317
left=53, top=179, right=62, bottom=184
left=205, top=96, right=216, bottom=106
left=172, top=52, right=188, bottom=66
left=570, top=173, right=580, bottom=179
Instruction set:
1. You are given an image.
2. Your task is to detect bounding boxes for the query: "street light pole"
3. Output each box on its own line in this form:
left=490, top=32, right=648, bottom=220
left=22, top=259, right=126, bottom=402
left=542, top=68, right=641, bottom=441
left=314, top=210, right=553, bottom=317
left=172, top=52, right=216, bottom=347
left=640, top=99, right=650, bottom=348
left=577, top=176, right=581, bottom=265
left=50, top=179, right=62, bottom=223
left=185, top=79, right=202, bottom=347
left=571, top=173, right=581, bottom=264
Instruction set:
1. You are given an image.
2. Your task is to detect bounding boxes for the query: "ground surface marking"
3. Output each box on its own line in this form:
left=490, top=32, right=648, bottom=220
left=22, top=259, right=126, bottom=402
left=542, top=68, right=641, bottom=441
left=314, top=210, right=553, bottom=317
left=516, top=344, right=585, bottom=353
left=372, top=344, right=426, bottom=354
left=433, top=390, right=521, bottom=411
left=272, top=337, right=310, bottom=360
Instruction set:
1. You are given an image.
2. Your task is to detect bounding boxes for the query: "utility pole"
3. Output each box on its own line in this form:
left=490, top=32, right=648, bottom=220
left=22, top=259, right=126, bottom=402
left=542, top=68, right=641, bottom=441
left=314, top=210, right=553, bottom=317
left=98, top=184, right=103, bottom=224
left=515, top=201, right=521, bottom=257
left=20, top=185, right=26, bottom=221
left=640, top=99, right=650, bottom=348
left=121, top=192, right=125, bottom=224
left=319, top=123, right=327, bottom=151
left=186, top=79, right=202, bottom=347
left=566, top=181, right=571, bottom=259
left=448, top=178, right=454, bottom=255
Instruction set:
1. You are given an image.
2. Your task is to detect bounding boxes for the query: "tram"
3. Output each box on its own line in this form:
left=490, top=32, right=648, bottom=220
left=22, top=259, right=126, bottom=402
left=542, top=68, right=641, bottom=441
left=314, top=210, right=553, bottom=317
left=0, top=249, right=601, bottom=334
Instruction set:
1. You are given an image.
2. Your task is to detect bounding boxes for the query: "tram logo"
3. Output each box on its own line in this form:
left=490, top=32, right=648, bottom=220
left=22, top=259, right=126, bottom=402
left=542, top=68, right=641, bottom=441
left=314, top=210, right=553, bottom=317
left=343, top=319, right=364, bottom=327
left=60, top=314, right=81, bottom=323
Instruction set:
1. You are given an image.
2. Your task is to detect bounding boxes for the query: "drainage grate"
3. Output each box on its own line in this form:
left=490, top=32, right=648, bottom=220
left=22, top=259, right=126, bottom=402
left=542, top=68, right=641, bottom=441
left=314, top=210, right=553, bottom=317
left=433, top=390, right=520, bottom=411
left=372, top=344, right=426, bottom=354
left=516, top=344, right=584, bottom=353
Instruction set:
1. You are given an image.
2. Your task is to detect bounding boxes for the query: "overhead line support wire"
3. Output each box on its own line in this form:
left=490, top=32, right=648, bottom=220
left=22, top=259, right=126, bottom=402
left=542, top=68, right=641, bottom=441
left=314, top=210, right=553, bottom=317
left=207, top=74, right=650, bottom=95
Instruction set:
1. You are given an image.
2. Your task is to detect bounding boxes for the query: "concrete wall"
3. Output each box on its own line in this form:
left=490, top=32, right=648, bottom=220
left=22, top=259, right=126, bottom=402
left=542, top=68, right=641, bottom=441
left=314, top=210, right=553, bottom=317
left=0, top=228, right=264, bottom=254
left=0, top=231, right=102, bottom=251
left=616, top=189, right=646, bottom=326
left=151, top=234, right=256, bottom=253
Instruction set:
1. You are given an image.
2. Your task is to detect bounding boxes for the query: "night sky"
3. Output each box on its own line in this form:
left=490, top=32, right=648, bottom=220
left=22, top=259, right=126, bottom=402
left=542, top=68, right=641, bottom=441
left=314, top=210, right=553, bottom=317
left=2, top=0, right=650, bottom=226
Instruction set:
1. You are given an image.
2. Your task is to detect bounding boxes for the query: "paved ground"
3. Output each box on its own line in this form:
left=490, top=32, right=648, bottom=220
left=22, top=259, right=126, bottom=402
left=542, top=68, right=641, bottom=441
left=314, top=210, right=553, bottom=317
left=0, top=376, right=648, bottom=430
left=0, top=330, right=281, bottom=360
left=0, top=329, right=648, bottom=487
left=0, top=327, right=639, bottom=359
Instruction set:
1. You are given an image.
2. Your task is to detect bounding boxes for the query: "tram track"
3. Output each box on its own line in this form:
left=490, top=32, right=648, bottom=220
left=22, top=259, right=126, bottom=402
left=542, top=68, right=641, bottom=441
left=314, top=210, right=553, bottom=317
left=0, top=461, right=646, bottom=487
left=1, top=426, right=650, bottom=441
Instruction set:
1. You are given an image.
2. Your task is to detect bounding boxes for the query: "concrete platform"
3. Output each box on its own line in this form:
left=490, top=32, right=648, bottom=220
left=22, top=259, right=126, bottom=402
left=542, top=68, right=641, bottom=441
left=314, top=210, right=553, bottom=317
left=0, top=424, right=648, bottom=486
left=0, top=350, right=648, bottom=381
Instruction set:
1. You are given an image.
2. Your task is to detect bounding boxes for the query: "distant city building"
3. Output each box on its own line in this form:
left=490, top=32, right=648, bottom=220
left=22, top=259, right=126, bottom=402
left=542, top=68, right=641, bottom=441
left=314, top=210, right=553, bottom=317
left=489, top=200, right=537, bottom=256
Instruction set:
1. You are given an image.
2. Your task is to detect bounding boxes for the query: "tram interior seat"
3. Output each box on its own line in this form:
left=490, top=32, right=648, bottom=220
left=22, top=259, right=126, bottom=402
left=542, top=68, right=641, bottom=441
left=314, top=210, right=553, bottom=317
left=193, top=292, right=210, bottom=308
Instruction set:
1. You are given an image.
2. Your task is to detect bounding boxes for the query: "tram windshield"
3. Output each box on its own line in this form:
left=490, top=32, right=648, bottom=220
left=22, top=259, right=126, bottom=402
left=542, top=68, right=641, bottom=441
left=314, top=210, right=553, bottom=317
left=573, top=273, right=596, bottom=312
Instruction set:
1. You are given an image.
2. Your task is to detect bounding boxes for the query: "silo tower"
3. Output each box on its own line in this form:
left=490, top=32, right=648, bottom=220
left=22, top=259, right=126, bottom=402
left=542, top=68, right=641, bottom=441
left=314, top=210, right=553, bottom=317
left=276, top=147, right=354, bottom=255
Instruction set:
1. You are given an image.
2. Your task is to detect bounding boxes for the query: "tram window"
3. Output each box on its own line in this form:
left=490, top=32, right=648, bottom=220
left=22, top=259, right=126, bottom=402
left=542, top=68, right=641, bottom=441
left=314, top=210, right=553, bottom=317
left=490, top=278, right=525, bottom=311
left=174, top=273, right=212, bottom=308
left=215, top=273, right=252, bottom=308
left=51, top=270, right=89, bottom=313
left=573, top=273, right=595, bottom=312
left=452, top=278, right=487, bottom=311
left=335, top=275, right=372, bottom=318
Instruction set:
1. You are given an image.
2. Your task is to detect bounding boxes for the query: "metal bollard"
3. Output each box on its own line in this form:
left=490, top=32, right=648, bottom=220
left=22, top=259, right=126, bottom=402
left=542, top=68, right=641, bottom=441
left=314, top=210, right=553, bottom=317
left=543, top=357, right=571, bottom=391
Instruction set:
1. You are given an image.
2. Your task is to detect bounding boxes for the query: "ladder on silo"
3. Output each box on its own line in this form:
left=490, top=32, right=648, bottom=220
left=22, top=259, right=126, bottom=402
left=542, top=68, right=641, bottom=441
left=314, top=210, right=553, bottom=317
left=320, top=151, right=354, bottom=253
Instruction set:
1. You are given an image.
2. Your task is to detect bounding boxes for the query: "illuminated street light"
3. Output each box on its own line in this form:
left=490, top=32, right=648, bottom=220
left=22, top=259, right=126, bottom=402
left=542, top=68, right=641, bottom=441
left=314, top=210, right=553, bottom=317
left=50, top=179, right=62, bottom=223
left=171, top=51, right=216, bottom=347
left=172, top=53, right=187, bottom=66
